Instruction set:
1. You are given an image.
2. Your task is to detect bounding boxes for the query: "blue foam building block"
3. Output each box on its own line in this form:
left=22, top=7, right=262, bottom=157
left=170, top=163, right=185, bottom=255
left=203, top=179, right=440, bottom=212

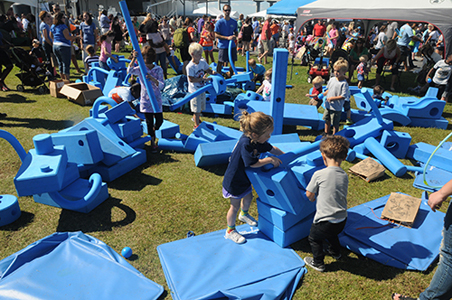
left=270, top=49, right=289, bottom=135
left=408, top=117, right=449, bottom=129
left=158, top=138, right=194, bottom=153
left=407, top=142, right=452, bottom=172
left=413, top=164, right=452, bottom=192
left=244, top=90, right=263, bottom=101
left=68, top=118, right=136, bottom=167
left=184, top=122, right=241, bottom=152
left=380, top=130, right=411, bottom=159
left=268, top=133, right=302, bottom=144
left=157, top=224, right=306, bottom=300
left=379, top=108, right=412, bottom=126
left=256, top=194, right=316, bottom=231
left=258, top=212, right=315, bottom=248
left=0, top=232, right=164, bottom=299
left=87, top=149, right=147, bottom=182
left=0, top=194, right=21, bottom=227
left=194, top=139, right=237, bottom=167
left=155, top=119, right=180, bottom=139
left=394, top=96, right=445, bottom=119
left=33, top=178, right=109, bottom=213
left=290, top=158, right=325, bottom=190
left=203, top=103, right=233, bottom=115
left=106, top=117, right=142, bottom=139
left=51, top=130, right=104, bottom=165
left=90, top=104, right=109, bottom=117
left=14, top=145, right=68, bottom=197
left=246, top=166, right=304, bottom=215
left=102, top=71, right=124, bottom=96
left=271, top=142, right=311, bottom=153
left=104, top=101, right=135, bottom=124
left=364, top=137, right=407, bottom=177
left=339, top=194, right=444, bottom=271
left=336, top=117, right=393, bottom=147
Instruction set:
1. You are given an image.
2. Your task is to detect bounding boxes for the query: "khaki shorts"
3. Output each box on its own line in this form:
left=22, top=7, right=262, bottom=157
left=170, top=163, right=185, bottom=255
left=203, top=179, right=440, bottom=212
left=190, top=92, right=206, bottom=113
left=262, top=39, right=270, bottom=52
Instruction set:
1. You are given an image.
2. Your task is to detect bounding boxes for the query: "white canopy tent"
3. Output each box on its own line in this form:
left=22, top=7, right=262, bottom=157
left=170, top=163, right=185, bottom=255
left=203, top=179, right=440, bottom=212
left=248, top=9, right=267, bottom=18
left=193, top=6, right=239, bottom=19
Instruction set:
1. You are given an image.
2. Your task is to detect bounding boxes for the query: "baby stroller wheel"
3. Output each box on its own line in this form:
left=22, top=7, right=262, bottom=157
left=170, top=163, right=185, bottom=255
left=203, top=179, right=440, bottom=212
left=16, top=85, right=25, bottom=92
left=38, top=86, right=47, bottom=94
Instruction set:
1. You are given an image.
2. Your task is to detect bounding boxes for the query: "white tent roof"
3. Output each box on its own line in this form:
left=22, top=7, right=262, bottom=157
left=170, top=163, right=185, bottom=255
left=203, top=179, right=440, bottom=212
left=248, top=9, right=267, bottom=18
left=193, top=6, right=239, bottom=19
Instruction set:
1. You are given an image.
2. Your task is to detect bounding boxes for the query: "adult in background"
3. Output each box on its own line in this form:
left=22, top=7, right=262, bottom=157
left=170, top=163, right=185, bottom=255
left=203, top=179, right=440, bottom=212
left=371, top=24, right=387, bottom=55
left=237, top=14, right=244, bottom=31
left=80, top=12, right=97, bottom=71
left=110, top=16, right=123, bottom=52
left=139, top=14, right=153, bottom=44
left=326, top=22, right=339, bottom=56
left=313, top=19, right=326, bottom=37
left=392, top=178, right=452, bottom=300
left=370, top=39, right=400, bottom=92
left=422, top=54, right=452, bottom=100
left=51, top=12, right=79, bottom=81
left=39, top=10, right=55, bottom=78
left=281, top=20, right=289, bottom=48
left=99, top=10, right=110, bottom=35
left=258, top=17, right=271, bottom=65
left=240, top=17, right=253, bottom=56
left=270, top=20, right=280, bottom=48
left=169, top=16, right=177, bottom=33
left=397, top=22, right=421, bottom=71
left=197, top=15, right=206, bottom=39
left=385, top=21, right=398, bottom=40
left=160, top=17, right=171, bottom=46
left=147, top=20, right=168, bottom=79
left=176, top=16, right=183, bottom=29
left=179, top=17, right=195, bottom=76
left=214, top=5, right=237, bottom=75
left=0, top=30, right=13, bottom=91
left=423, top=23, right=440, bottom=46
left=252, top=17, right=260, bottom=51
left=349, top=38, right=368, bottom=80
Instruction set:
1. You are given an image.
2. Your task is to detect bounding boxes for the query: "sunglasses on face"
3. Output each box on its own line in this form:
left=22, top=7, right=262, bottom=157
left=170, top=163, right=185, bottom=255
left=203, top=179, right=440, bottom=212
left=224, top=9, right=231, bottom=12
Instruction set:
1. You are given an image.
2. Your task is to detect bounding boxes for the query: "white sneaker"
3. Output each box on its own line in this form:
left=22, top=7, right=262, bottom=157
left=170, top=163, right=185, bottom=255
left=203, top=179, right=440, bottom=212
left=238, top=214, right=258, bottom=226
left=225, top=230, right=246, bottom=244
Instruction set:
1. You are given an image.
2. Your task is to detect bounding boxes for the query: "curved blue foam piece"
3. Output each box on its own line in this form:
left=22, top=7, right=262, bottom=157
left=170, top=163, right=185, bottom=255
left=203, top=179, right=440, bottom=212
left=47, top=173, right=103, bottom=211
left=262, top=140, right=321, bottom=171
left=157, top=224, right=306, bottom=300
left=395, top=96, right=445, bottom=119
left=339, top=193, right=444, bottom=271
left=169, top=83, right=214, bottom=111
left=228, top=40, right=238, bottom=75
left=360, top=89, right=384, bottom=125
left=92, top=96, right=118, bottom=119
left=0, top=129, right=27, bottom=162
left=0, top=231, right=164, bottom=299
left=0, top=194, right=21, bottom=227
left=364, top=137, right=406, bottom=177
left=379, top=108, right=411, bottom=126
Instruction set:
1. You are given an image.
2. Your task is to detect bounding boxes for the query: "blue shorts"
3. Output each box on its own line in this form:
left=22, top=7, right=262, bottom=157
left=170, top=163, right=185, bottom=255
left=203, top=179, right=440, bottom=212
left=357, top=74, right=364, bottom=81
left=343, top=100, right=351, bottom=112
left=218, top=47, right=237, bottom=63
left=203, top=46, right=213, bottom=51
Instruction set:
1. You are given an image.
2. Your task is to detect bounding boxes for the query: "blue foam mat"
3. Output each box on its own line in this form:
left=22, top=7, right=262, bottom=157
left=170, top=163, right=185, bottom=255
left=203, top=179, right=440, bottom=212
left=339, top=194, right=444, bottom=271
left=157, top=224, right=306, bottom=300
left=0, top=232, right=164, bottom=300
left=413, top=163, right=452, bottom=192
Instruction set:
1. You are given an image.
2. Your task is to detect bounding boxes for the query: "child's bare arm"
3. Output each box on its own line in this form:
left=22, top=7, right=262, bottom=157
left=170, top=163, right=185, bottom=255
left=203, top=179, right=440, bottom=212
left=250, top=156, right=282, bottom=168
left=306, top=190, right=316, bottom=201
left=270, top=146, right=284, bottom=156
left=256, top=84, right=264, bottom=94
left=188, top=76, right=207, bottom=83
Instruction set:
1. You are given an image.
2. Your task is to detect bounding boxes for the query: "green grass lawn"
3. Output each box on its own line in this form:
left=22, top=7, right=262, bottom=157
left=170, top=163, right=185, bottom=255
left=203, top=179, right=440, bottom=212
left=0, top=48, right=450, bottom=299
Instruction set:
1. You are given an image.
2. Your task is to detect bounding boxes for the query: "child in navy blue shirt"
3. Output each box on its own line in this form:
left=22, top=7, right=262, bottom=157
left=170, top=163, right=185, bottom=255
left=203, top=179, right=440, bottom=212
left=248, top=58, right=266, bottom=85
left=222, top=111, right=284, bottom=244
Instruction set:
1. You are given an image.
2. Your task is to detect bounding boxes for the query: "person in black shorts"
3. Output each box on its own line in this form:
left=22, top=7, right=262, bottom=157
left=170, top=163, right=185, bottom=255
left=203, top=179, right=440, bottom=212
left=0, top=30, right=13, bottom=91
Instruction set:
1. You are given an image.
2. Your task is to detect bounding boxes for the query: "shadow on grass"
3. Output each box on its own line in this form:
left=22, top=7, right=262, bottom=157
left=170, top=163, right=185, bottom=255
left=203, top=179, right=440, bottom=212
left=0, top=116, right=74, bottom=131
left=56, top=196, right=136, bottom=233
left=200, top=163, right=228, bottom=176
left=0, top=93, right=36, bottom=103
left=0, top=211, right=34, bottom=231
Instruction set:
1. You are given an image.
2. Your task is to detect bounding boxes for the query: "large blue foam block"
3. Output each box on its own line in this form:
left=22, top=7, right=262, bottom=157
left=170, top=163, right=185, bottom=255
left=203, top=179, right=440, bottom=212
left=155, top=119, right=180, bottom=139
left=413, top=163, right=452, bottom=192
left=407, top=142, right=452, bottom=173
left=339, top=193, right=444, bottom=271
left=0, top=195, right=21, bottom=227
left=364, top=137, right=407, bottom=177
left=380, top=130, right=411, bottom=159
left=336, top=117, right=393, bottom=147
left=0, top=231, right=164, bottom=299
left=408, top=117, right=449, bottom=129
left=51, top=130, right=104, bottom=165
left=157, top=224, right=306, bottom=300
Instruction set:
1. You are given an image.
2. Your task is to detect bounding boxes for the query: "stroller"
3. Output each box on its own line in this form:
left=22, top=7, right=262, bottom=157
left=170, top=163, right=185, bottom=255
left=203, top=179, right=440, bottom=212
left=9, top=46, right=51, bottom=94
left=305, top=38, right=330, bottom=83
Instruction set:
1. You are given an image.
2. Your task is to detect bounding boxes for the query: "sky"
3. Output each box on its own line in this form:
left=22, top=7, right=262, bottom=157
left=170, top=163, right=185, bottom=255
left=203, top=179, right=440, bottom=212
left=197, top=0, right=271, bottom=17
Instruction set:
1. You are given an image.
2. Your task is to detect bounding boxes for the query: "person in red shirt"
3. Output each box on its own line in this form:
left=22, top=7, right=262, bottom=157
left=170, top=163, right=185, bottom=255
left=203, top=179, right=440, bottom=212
left=313, top=19, right=326, bottom=37
left=258, top=17, right=272, bottom=64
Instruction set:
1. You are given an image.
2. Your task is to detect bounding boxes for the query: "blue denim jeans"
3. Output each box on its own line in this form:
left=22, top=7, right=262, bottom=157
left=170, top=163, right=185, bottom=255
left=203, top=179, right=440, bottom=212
left=420, top=204, right=452, bottom=300
left=53, top=44, right=71, bottom=76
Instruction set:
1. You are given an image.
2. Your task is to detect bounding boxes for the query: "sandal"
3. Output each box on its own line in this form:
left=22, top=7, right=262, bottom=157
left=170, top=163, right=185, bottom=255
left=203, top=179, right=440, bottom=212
left=391, top=293, right=417, bottom=300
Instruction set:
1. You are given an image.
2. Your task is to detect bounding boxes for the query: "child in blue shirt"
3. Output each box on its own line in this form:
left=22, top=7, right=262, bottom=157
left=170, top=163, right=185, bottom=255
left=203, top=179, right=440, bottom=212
left=248, top=58, right=266, bottom=85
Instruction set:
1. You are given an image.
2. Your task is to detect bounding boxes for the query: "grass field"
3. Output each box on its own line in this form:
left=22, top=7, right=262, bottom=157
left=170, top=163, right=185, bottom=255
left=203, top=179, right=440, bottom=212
left=0, top=48, right=450, bottom=299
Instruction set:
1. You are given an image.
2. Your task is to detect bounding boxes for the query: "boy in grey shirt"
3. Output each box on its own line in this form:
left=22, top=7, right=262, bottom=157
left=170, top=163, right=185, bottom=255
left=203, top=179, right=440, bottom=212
left=304, top=135, right=350, bottom=272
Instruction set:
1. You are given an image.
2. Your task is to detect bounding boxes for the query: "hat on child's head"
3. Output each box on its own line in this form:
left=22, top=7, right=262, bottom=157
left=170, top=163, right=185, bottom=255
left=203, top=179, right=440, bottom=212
left=32, top=39, right=40, bottom=44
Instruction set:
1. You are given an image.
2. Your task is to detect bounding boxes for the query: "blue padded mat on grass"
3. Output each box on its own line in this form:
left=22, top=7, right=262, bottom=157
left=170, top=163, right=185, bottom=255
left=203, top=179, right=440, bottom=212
left=157, top=224, right=306, bottom=300
left=0, top=232, right=163, bottom=300
left=339, top=194, right=444, bottom=271
left=413, top=163, right=452, bottom=192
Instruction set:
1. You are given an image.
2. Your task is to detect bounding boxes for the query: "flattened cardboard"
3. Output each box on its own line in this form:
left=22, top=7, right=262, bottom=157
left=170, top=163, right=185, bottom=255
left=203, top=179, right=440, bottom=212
left=381, top=192, right=422, bottom=228
left=49, top=80, right=70, bottom=98
left=60, top=83, right=103, bottom=106
left=349, top=157, right=386, bottom=182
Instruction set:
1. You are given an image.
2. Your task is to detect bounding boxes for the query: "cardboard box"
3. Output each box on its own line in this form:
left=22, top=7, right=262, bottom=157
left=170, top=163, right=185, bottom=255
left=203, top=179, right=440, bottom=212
left=49, top=80, right=70, bottom=98
left=60, top=83, right=104, bottom=106
left=381, top=193, right=422, bottom=228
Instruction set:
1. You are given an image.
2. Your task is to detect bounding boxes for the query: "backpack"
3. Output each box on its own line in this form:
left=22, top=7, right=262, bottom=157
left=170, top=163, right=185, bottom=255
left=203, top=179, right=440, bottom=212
left=173, top=27, right=189, bottom=49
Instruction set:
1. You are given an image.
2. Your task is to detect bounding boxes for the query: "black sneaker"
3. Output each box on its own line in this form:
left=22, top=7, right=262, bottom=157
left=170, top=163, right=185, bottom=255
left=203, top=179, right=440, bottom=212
left=324, top=247, right=342, bottom=260
left=0, top=113, right=6, bottom=119
left=304, top=257, right=325, bottom=272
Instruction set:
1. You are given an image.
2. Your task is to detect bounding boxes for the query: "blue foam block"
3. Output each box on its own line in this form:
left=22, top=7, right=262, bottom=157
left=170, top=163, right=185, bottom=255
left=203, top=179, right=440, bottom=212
left=256, top=196, right=316, bottom=231
left=408, top=116, right=449, bottom=129
left=336, top=117, right=393, bottom=147
left=184, top=122, right=241, bottom=152
left=339, top=194, right=444, bottom=271
left=90, top=104, right=109, bottom=117
left=394, top=96, right=445, bottom=119
left=364, top=137, right=407, bottom=177
left=106, top=117, right=142, bottom=139
left=157, top=224, right=306, bottom=300
left=290, top=157, right=325, bottom=190
left=246, top=166, right=304, bottom=215
left=407, top=142, right=452, bottom=172
left=271, top=142, right=311, bottom=153
left=158, top=138, right=194, bottom=153
left=258, top=212, right=315, bottom=248
left=88, top=149, right=147, bottom=182
left=380, top=130, right=411, bottom=159
left=0, top=232, right=164, bottom=299
left=104, top=101, right=135, bottom=124
left=68, top=118, right=136, bottom=167
left=14, top=146, right=68, bottom=197
left=0, top=195, right=21, bottom=227
left=194, top=139, right=237, bottom=167
left=413, top=164, right=452, bottom=192
left=155, top=119, right=180, bottom=139
left=203, top=103, right=233, bottom=115
left=33, top=178, right=109, bottom=213
left=51, top=130, right=104, bottom=165
left=379, top=108, right=412, bottom=126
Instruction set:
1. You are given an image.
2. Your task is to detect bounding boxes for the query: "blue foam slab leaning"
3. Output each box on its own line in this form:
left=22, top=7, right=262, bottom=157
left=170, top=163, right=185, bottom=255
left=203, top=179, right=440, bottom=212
left=408, top=116, right=449, bottom=129
left=104, top=101, right=135, bottom=124
left=0, top=232, right=163, bottom=299
left=259, top=212, right=315, bottom=248
left=155, top=119, right=180, bottom=139
left=51, top=130, right=104, bottom=165
left=203, top=102, right=233, bottom=115
left=407, top=142, right=452, bottom=173
left=413, top=163, right=452, bottom=192
left=33, top=178, right=109, bottom=213
left=336, top=117, right=393, bottom=147
left=157, top=224, right=306, bottom=300
left=339, top=193, right=444, bottom=271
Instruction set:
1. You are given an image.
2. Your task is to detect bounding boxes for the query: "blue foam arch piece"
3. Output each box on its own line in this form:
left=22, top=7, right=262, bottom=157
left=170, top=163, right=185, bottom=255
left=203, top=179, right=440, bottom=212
left=0, top=129, right=27, bottom=162
left=364, top=137, right=407, bottom=177
left=0, top=232, right=164, bottom=299
left=157, top=224, right=306, bottom=300
left=379, top=108, right=412, bottom=126
left=339, top=194, right=444, bottom=271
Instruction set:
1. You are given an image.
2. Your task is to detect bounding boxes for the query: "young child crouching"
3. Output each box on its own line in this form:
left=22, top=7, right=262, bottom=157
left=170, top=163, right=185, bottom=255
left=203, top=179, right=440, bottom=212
left=306, top=76, right=324, bottom=108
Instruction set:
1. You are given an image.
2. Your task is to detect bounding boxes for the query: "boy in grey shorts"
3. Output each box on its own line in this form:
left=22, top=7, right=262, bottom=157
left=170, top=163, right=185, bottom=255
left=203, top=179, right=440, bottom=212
left=322, top=60, right=350, bottom=135
left=304, top=135, right=350, bottom=272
